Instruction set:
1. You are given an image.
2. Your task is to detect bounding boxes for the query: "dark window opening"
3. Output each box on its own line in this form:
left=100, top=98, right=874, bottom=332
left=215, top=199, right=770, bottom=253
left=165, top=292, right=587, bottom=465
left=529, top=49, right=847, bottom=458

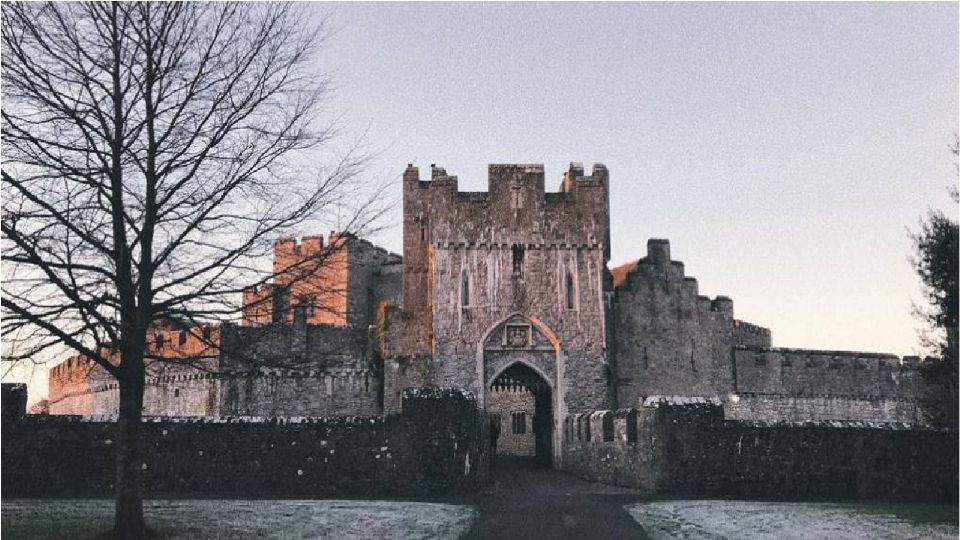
left=202, top=326, right=212, bottom=340
left=512, top=244, right=524, bottom=276
left=602, top=413, right=614, bottom=442
left=626, top=411, right=638, bottom=443
left=178, top=330, right=187, bottom=346
left=272, top=286, right=290, bottom=324
left=512, top=412, right=526, bottom=434
left=585, top=416, right=592, bottom=441
left=155, top=333, right=164, bottom=350
left=174, top=388, right=180, bottom=398
left=461, top=271, right=470, bottom=307
left=565, top=273, right=575, bottom=309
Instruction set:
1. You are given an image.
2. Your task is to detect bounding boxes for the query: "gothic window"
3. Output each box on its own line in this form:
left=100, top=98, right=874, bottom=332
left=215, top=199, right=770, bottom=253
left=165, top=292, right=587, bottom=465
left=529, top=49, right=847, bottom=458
left=512, top=412, right=526, bottom=434
left=461, top=270, right=470, bottom=307
left=565, top=272, right=575, bottom=309
left=512, top=244, right=524, bottom=276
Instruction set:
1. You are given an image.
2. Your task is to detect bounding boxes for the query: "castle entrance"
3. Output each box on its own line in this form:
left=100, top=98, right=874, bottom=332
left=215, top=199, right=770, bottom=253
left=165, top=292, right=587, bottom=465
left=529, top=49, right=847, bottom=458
left=486, top=362, right=553, bottom=466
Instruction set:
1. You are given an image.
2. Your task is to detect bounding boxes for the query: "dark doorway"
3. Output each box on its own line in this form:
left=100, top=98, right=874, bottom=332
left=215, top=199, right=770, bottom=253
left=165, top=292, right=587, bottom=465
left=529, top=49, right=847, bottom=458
left=488, top=363, right=553, bottom=467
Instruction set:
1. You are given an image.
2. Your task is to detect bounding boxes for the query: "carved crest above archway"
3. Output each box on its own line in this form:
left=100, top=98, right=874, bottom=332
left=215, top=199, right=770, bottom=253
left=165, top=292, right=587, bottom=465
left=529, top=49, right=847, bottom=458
left=482, top=314, right=557, bottom=353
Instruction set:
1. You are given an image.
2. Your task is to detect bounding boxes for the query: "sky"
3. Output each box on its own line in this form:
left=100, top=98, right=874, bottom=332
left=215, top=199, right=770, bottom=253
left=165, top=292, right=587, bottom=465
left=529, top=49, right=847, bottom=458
left=6, top=2, right=958, bottom=402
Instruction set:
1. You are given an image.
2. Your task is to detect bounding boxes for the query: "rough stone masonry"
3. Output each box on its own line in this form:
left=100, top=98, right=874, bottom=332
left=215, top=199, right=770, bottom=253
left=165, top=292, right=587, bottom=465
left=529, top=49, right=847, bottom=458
left=44, top=163, right=928, bottom=466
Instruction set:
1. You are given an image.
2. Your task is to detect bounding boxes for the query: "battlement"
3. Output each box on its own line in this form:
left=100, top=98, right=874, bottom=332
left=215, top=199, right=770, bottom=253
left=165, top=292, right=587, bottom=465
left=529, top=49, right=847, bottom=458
left=403, top=162, right=608, bottom=204
left=733, top=320, right=772, bottom=337
left=732, top=347, right=924, bottom=401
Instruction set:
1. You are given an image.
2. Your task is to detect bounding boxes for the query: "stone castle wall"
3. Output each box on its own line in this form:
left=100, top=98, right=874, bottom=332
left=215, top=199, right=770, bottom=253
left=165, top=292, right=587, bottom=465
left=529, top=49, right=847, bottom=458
left=611, top=239, right=772, bottom=405
left=48, top=320, right=382, bottom=418
left=561, top=401, right=957, bottom=502
left=39, top=162, right=929, bottom=427
left=242, top=234, right=401, bottom=328
left=486, top=387, right=536, bottom=456
left=728, top=347, right=924, bottom=423
left=387, top=163, right=613, bottom=420
left=3, top=387, right=488, bottom=498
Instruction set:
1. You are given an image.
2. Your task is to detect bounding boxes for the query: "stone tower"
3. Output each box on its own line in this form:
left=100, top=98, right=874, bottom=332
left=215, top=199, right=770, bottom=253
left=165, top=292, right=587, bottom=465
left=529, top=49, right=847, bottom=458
left=383, top=162, right=613, bottom=464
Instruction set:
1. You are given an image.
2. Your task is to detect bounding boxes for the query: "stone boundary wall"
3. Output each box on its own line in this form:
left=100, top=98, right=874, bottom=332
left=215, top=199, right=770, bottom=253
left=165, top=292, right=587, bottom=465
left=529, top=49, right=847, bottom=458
left=725, top=393, right=922, bottom=424
left=561, top=402, right=957, bottom=502
left=2, top=386, right=488, bottom=498
left=734, top=347, right=922, bottom=398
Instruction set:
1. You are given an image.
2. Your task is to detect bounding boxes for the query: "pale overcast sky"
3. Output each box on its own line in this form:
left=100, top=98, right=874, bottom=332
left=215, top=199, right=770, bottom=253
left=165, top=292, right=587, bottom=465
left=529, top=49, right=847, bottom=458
left=7, top=2, right=958, bottom=402
left=321, top=1, right=957, bottom=355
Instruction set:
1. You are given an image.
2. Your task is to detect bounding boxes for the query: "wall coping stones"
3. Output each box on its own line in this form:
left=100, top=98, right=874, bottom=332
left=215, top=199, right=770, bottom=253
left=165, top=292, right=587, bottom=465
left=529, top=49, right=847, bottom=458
left=641, top=395, right=722, bottom=407
left=735, top=346, right=902, bottom=360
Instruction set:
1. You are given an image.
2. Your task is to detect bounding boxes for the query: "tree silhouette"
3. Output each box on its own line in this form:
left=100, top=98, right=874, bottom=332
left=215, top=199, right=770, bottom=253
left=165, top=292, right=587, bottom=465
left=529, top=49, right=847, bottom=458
left=1, top=3, right=384, bottom=536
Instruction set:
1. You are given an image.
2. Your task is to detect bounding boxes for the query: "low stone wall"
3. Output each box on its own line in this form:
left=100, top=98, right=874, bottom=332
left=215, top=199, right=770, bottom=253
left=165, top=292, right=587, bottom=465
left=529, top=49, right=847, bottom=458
left=561, top=400, right=957, bottom=502
left=2, top=387, right=488, bottom=498
left=724, top=393, right=923, bottom=425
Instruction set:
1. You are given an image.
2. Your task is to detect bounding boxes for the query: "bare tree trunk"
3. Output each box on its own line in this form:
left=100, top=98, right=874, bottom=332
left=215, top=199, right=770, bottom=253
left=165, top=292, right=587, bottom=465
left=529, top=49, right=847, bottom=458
left=114, top=359, right=146, bottom=538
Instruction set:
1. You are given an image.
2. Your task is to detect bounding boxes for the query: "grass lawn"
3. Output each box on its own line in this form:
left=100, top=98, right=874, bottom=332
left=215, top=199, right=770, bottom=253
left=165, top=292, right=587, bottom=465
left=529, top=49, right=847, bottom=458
left=625, top=499, right=959, bottom=540
left=2, top=499, right=478, bottom=540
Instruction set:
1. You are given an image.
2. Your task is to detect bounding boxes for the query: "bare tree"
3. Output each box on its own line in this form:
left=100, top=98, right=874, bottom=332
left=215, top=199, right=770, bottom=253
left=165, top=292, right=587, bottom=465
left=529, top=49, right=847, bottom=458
left=2, top=2, right=385, bottom=536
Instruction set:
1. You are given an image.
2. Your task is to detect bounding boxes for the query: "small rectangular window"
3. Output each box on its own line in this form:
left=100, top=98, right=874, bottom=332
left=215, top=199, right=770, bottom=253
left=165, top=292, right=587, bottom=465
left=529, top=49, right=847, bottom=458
left=512, top=412, right=526, bottom=434
left=602, top=413, right=614, bottom=442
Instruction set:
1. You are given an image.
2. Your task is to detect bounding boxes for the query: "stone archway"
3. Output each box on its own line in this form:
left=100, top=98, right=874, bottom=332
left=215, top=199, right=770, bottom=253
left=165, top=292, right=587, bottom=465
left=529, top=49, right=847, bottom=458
left=477, top=313, right=563, bottom=467
left=487, top=362, right=553, bottom=465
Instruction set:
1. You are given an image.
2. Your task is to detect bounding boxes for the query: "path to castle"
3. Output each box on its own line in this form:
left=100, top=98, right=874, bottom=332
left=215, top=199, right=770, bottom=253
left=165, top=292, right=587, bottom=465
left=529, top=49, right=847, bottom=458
left=465, top=459, right=649, bottom=539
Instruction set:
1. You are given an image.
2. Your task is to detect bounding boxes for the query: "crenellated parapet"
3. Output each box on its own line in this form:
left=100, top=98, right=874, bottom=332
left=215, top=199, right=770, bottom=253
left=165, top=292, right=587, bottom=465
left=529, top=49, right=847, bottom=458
left=242, top=232, right=401, bottom=328
left=610, top=237, right=772, bottom=403
left=401, top=162, right=609, bottom=254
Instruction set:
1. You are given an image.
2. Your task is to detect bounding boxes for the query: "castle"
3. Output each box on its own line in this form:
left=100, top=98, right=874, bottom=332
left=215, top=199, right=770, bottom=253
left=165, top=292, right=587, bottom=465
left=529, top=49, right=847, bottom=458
left=47, top=163, right=926, bottom=464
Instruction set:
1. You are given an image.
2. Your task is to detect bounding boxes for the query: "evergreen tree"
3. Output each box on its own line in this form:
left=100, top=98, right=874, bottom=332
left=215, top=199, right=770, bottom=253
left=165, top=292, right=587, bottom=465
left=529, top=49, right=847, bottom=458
left=912, top=138, right=959, bottom=428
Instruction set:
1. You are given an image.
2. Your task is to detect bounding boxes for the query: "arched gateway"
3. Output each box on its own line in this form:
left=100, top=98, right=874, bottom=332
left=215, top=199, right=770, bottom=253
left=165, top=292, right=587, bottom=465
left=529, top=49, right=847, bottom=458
left=477, top=314, right=562, bottom=466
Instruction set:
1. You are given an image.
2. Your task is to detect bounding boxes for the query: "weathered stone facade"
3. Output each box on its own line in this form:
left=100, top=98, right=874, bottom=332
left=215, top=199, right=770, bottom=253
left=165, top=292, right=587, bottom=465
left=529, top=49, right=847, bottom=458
left=5, top=387, right=488, bottom=498
left=561, top=401, right=956, bottom=502
left=45, top=163, right=930, bottom=466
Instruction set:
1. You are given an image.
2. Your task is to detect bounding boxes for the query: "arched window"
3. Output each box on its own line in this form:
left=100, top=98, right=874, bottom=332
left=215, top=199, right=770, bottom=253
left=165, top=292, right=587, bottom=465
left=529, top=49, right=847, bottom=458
left=461, top=270, right=470, bottom=307
left=565, top=272, right=575, bottom=309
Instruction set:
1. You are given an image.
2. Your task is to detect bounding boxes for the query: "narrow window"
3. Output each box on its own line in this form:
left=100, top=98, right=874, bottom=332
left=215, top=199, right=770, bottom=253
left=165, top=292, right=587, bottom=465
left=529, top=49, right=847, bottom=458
left=510, top=185, right=523, bottom=209
left=585, top=415, right=592, bottom=441
left=565, top=273, right=575, bottom=309
left=178, top=330, right=187, bottom=346
left=512, top=244, right=524, bottom=276
left=202, top=326, right=212, bottom=340
left=174, top=388, right=180, bottom=398
left=272, top=286, right=289, bottom=323
left=461, top=271, right=470, bottom=307
left=602, top=413, right=614, bottom=442
left=626, top=411, right=638, bottom=443
left=155, top=333, right=164, bottom=350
